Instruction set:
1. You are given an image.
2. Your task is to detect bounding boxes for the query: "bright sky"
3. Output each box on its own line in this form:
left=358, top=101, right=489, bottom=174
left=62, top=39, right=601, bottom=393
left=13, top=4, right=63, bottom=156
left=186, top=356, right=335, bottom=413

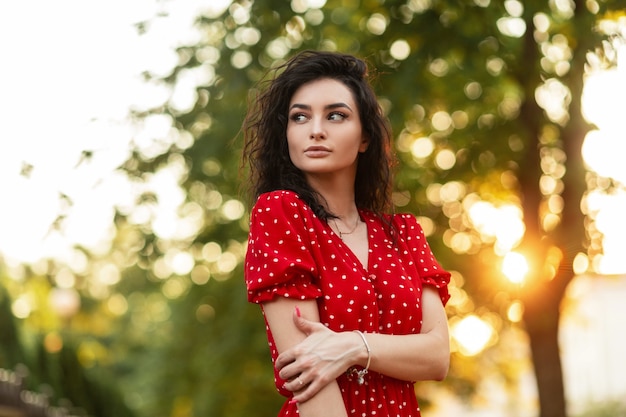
left=0, top=0, right=230, bottom=265
left=581, top=44, right=626, bottom=274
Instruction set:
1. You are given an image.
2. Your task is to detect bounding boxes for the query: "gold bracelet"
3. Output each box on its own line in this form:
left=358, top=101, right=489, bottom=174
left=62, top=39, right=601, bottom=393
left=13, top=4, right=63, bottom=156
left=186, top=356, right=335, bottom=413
left=347, top=330, right=371, bottom=385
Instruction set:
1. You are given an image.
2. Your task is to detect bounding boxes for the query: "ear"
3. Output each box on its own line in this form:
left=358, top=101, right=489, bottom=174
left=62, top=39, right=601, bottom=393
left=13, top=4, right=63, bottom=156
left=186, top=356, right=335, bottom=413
left=359, top=135, right=370, bottom=153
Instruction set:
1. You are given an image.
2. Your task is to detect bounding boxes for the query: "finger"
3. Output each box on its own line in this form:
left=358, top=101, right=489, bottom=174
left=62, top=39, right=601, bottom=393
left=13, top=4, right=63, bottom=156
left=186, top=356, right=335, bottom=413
left=290, top=378, right=323, bottom=404
left=292, top=307, right=307, bottom=335
left=277, top=359, right=300, bottom=381
left=293, top=311, right=319, bottom=336
left=275, top=357, right=285, bottom=371
left=287, top=375, right=308, bottom=392
left=275, top=350, right=295, bottom=371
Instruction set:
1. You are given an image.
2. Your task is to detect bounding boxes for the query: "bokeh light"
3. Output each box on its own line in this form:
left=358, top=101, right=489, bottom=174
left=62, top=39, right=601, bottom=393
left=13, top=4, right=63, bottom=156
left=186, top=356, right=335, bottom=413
left=502, top=252, right=529, bottom=284
left=452, top=315, right=494, bottom=356
left=467, top=200, right=525, bottom=254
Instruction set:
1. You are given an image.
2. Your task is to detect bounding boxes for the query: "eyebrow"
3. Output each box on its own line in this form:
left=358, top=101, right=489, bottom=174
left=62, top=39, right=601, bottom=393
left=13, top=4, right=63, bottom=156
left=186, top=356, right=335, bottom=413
left=289, top=102, right=353, bottom=112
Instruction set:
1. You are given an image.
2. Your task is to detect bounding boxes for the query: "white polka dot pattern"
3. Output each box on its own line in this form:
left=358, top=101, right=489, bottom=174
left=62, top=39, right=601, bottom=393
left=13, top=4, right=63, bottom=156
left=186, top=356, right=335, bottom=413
left=244, top=190, right=451, bottom=416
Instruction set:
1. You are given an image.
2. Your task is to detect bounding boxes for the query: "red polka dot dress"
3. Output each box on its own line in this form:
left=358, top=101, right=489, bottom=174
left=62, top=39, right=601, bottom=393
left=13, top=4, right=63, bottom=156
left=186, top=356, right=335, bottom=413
left=245, top=190, right=451, bottom=417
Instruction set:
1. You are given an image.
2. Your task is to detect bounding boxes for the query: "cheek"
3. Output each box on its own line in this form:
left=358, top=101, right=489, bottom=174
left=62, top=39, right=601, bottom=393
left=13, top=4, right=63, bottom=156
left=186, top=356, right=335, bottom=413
left=285, top=131, right=299, bottom=162
left=286, top=124, right=298, bottom=145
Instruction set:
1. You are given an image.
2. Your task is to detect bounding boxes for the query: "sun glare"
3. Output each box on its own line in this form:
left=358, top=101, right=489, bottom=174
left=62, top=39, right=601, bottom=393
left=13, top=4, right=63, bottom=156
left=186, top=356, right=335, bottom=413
left=502, top=252, right=529, bottom=284
left=452, top=315, right=494, bottom=356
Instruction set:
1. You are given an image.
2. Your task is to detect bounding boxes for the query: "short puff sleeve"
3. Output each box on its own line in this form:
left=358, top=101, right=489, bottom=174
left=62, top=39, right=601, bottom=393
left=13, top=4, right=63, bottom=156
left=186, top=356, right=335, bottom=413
left=394, top=213, right=451, bottom=306
left=245, top=191, right=323, bottom=304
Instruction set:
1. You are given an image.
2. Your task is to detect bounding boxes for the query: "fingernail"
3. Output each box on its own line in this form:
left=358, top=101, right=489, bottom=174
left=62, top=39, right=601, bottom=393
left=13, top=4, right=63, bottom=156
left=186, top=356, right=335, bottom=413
left=295, top=306, right=301, bottom=317
left=289, top=398, right=298, bottom=405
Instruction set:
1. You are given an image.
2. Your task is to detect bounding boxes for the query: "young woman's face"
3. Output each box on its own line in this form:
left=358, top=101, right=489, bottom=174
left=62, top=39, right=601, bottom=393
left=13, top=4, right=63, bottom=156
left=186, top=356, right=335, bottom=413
left=286, top=78, right=368, bottom=182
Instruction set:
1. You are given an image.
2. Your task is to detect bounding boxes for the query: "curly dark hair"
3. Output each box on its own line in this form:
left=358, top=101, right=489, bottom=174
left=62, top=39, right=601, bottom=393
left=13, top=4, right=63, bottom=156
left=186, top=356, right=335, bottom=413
left=241, top=50, right=395, bottom=220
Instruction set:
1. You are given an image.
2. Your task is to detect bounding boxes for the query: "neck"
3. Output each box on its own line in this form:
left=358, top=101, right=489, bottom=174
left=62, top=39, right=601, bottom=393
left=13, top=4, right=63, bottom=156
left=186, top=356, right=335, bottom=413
left=323, top=194, right=359, bottom=221
left=306, top=173, right=358, bottom=219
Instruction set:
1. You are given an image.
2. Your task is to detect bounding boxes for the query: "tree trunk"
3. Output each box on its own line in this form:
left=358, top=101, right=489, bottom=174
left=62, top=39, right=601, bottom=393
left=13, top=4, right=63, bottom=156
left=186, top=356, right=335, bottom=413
left=514, top=1, right=596, bottom=414
left=523, top=277, right=569, bottom=417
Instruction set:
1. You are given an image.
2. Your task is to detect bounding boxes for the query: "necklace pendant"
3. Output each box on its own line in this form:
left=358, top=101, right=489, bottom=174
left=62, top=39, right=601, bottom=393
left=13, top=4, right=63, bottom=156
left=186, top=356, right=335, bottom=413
left=332, top=216, right=360, bottom=240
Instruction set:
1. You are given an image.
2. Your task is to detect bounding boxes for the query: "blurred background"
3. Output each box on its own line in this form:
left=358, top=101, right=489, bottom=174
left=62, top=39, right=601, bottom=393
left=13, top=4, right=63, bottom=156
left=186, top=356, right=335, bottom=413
left=1, top=0, right=625, bottom=416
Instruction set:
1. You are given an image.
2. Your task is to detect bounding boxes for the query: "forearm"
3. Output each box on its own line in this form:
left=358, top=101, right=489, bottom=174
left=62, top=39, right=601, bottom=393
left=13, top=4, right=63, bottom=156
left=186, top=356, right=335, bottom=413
left=361, top=332, right=449, bottom=382
left=351, top=287, right=450, bottom=382
left=263, top=298, right=350, bottom=414
left=295, top=381, right=348, bottom=417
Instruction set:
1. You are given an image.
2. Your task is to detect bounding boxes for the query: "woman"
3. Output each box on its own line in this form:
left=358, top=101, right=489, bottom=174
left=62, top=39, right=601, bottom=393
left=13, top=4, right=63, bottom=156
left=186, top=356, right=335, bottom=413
left=242, top=50, right=451, bottom=417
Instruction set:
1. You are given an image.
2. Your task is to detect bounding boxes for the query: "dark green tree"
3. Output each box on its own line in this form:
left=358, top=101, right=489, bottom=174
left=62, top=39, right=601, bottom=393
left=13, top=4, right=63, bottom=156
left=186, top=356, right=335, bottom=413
left=0, top=285, right=26, bottom=367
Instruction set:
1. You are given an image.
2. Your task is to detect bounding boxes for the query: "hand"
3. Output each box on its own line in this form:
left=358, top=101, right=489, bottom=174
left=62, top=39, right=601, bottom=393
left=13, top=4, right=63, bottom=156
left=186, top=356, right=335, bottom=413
left=275, top=308, right=357, bottom=403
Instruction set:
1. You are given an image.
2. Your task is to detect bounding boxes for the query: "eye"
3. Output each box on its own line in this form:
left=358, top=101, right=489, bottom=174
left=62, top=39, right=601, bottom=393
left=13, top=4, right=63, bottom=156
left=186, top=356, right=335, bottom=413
left=328, top=111, right=347, bottom=121
left=289, top=113, right=308, bottom=123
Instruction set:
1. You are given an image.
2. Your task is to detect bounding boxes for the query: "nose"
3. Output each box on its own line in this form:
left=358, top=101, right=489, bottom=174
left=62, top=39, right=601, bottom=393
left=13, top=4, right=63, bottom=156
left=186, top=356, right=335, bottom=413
left=310, top=118, right=326, bottom=140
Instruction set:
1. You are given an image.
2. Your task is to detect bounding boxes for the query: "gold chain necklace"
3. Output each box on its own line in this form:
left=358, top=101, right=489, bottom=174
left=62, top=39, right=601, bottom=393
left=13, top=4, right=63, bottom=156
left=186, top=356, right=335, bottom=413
left=332, top=216, right=360, bottom=239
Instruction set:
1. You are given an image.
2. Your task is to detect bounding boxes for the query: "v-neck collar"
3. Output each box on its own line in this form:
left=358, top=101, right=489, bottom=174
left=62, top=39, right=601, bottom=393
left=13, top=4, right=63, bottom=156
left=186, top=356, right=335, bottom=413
left=327, top=210, right=370, bottom=273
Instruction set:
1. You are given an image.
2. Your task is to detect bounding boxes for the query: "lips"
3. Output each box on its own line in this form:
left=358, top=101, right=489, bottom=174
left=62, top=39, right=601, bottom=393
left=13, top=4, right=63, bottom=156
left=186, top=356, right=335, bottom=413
left=304, top=146, right=331, bottom=157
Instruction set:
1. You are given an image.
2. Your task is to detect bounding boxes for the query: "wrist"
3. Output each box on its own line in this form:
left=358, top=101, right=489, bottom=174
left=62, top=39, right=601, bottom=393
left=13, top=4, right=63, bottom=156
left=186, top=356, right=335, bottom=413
left=353, top=331, right=369, bottom=366
left=347, top=330, right=371, bottom=385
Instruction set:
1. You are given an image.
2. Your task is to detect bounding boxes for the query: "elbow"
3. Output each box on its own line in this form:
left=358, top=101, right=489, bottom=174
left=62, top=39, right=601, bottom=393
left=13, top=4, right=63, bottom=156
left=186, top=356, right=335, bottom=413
left=432, top=357, right=449, bottom=381
left=432, top=334, right=450, bottom=381
left=410, top=352, right=449, bottom=382
left=429, top=349, right=450, bottom=381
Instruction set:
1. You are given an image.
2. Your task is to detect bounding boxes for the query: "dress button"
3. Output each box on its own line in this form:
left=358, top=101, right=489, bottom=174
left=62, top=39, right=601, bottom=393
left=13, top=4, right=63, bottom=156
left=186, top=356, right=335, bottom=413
left=368, top=274, right=376, bottom=281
